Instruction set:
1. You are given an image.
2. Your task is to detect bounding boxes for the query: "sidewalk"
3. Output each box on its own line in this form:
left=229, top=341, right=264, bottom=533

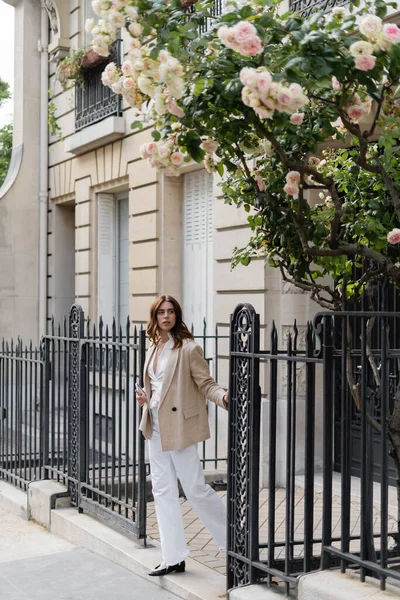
left=1, top=479, right=397, bottom=600
left=0, top=507, right=180, bottom=600
left=147, top=486, right=398, bottom=575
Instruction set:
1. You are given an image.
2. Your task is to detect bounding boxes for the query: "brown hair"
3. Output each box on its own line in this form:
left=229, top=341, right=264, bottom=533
left=146, top=295, right=194, bottom=348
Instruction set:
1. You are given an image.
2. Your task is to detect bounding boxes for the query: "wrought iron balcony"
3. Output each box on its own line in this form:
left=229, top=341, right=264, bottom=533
left=185, top=0, right=224, bottom=33
left=75, top=41, right=122, bottom=132
left=289, top=0, right=349, bottom=18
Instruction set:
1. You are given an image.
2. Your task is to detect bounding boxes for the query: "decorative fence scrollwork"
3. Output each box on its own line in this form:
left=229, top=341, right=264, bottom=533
left=227, top=304, right=261, bottom=588
left=68, top=304, right=85, bottom=505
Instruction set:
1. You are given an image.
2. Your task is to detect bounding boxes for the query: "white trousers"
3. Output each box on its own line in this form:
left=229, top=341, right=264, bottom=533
left=149, top=408, right=227, bottom=566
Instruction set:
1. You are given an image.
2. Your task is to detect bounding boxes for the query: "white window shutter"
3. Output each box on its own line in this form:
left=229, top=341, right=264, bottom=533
left=117, top=198, right=130, bottom=328
left=183, top=171, right=214, bottom=334
left=97, top=194, right=115, bottom=327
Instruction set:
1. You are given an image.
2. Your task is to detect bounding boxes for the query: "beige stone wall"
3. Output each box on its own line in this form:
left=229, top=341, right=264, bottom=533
left=0, top=0, right=42, bottom=342
left=46, top=0, right=327, bottom=344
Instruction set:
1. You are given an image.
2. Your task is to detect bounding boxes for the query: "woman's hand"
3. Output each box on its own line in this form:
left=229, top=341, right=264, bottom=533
left=136, top=392, right=147, bottom=407
left=223, top=393, right=228, bottom=406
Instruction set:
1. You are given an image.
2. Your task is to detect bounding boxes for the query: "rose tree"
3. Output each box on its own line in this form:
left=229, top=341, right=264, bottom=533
left=87, top=0, right=400, bottom=535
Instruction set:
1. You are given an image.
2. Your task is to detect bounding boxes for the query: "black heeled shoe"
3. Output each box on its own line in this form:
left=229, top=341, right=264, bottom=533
left=148, top=560, right=186, bottom=576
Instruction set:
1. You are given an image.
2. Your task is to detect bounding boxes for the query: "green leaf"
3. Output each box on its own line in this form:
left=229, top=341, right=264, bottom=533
left=131, top=121, right=143, bottom=131
left=193, top=77, right=205, bottom=96
left=151, top=130, right=161, bottom=141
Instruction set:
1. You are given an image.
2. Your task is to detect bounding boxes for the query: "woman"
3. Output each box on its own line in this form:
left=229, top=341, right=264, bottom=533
left=136, top=295, right=228, bottom=577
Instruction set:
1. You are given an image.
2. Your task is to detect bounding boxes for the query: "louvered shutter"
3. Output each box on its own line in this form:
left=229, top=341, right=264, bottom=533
left=182, top=170, right=214, bottom=334
left=97, top=194, right=116, bottom=327
left=117, top=198, right=130, bottom=327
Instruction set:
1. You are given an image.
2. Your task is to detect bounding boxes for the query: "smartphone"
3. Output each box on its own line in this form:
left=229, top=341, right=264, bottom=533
left=135, top=382, right=145, bottom=396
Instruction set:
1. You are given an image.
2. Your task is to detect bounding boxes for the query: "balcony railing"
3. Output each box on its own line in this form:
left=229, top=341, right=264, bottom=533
left=289, top=0, right=349, bottom=18
left=185, top=0, right=224, bottom=34
left=75, top=41, right=122, bottom=132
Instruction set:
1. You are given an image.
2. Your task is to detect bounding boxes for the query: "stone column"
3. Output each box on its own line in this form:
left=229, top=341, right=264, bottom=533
left=0, top=0, right=41, bottom=341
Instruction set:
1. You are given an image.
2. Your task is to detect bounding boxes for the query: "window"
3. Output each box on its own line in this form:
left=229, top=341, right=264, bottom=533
left=84, top=0, right=98, bottom=46
left=97, top=194, right=130, bottom=328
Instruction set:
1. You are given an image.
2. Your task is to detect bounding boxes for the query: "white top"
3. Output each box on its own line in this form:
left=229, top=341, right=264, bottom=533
left=148, top=334, right=175, bottom=410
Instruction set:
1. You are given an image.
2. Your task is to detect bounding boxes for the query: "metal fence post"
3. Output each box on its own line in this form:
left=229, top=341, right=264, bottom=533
left=321, top=315, right=333, bottom=569
left=137, top=328, right=147, bottom=540
left=68, top=305, right=86, bottom=506
left=227, top=303, right=260, bottom=590
left=40, top=338, right=51, bottom=480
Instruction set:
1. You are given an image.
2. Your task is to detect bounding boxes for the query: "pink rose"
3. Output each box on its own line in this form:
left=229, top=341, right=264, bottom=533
left=254, top=174, right=265, bottom=191
left=355, top=55, right=376, bottom=71
left=257, top=71, right=272, bottom=94
left=286, top=171, right=301, bottom=185
left=308, top=156, right=320, bottom=167
left=122, top=77, right=135, bottom=90
left=240, top=67, right=258, bottom=88
left=283, top=182, right=299, bottom=196
left=167, top=99, right=184, bottom=118
left=347, top=105, right=365, bottom=122
left=200, top=139, right=219, bottom=154
left=158, top=145, right=171, bottom=159
left=170, top=152, right=184, bottom=166
left=277, top=89, right=292, bottom=107
left=147, top=142, right=157, bottom=154
left=239, top=37, right=262, bottom=57
left=121, top=61, right=133, bottom=76
left=332, top=76, right=342, bottom=90
left=290, top=112, right=304, bottom=125
left=382, top=23, right=400, bottom=44
left=233, top=21, right=258, bottom=44
left=387, top=228, right=400, bottom=244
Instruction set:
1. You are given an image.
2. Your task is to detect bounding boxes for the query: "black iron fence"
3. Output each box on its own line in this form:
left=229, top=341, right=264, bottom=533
left=0, top=306, right=228, bottom=539
left=0, top=339, right=42, bottom=488
left=227, top=303, right=400, bottom=594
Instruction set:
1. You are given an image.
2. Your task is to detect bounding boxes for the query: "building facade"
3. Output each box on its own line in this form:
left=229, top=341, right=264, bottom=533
left=1, top=0, right=400, bottom=484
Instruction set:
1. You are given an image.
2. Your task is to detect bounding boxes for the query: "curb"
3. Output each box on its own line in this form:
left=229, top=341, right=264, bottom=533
left=0, top=480, right=226, bottom=600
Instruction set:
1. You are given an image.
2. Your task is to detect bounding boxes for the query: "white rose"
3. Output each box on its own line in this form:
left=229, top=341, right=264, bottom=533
left=108, top=11, right=125, bottom=27
left=122, top=77, right=135, bottom=91
left=129, top=22, right=143, bottom=37
left=133, top=59, right=144, bottom=71
left=111, top=81, right=122, bottom=94
left=121, top=60, right=133, bottom=76
left=137, top=76, right=155, bottom=96
left=85, top=18, right=95, bottom=33
left=93, top=44, right=109, bottom=57
left=91, top=1, right=103, bottom=16
left=167, top=79, right=184, bottom=99
left=125, top=6, right=139, bottom=20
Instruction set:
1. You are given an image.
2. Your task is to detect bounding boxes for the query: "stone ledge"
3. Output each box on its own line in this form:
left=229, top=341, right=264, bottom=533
left=28, top=480, right=71, bottom=528
left=298, top=571, right=400, bottom=599
left=229, top=583, right=294, bottom=599
left=65, top=116, right=125, bottom=155
left=0, top=480, right=28, bottom=519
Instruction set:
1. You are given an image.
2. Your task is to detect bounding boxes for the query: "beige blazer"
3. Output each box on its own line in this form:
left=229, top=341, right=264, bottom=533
left=139, top=339, right=227, bottom=451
